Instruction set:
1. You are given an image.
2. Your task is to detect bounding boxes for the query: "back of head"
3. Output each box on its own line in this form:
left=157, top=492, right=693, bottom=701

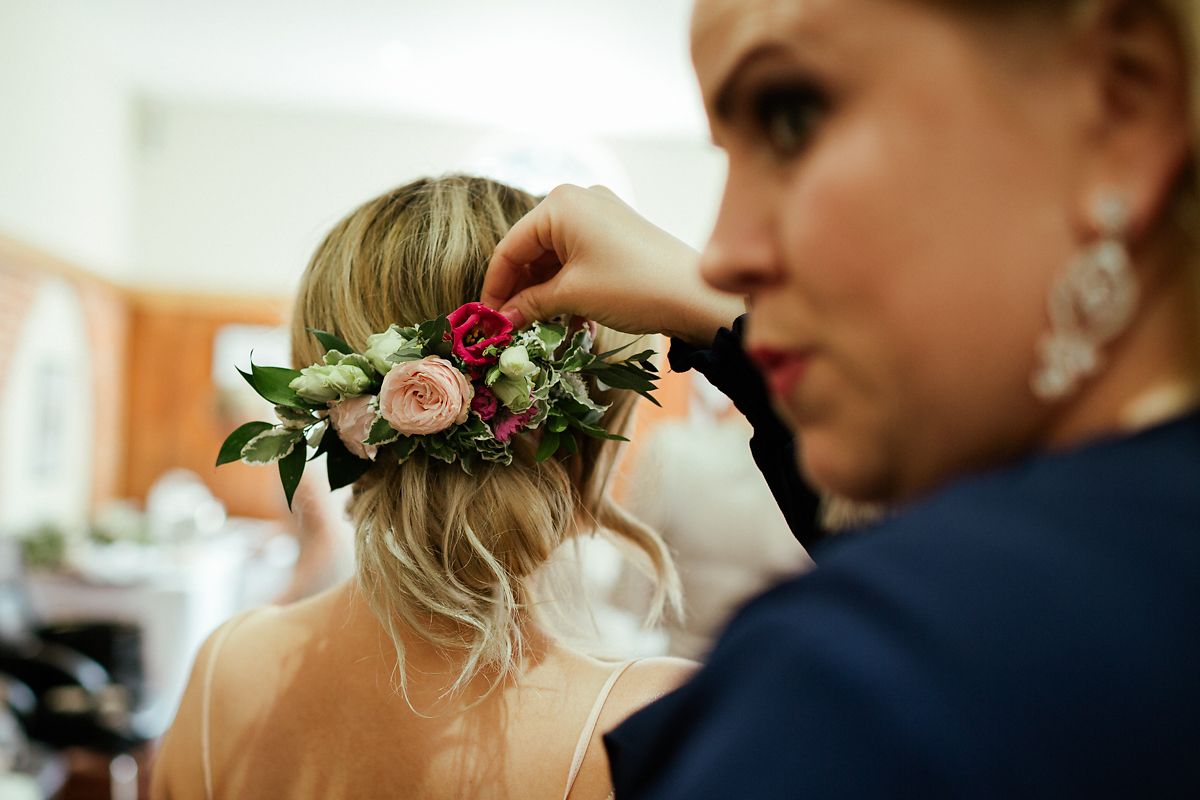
left=290, top=175, right=678, bottom=698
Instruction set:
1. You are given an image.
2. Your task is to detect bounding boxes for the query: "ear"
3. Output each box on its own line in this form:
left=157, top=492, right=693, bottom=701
left=1077, top=0, right=1191, bottom=240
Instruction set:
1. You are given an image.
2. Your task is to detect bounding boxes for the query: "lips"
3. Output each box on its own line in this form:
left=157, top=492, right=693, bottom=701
left=749, top=347, right=813, bottom=399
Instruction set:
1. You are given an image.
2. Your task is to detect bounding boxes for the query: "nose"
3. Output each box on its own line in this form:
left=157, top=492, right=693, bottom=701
left=699, top=164, right=781, bottom=296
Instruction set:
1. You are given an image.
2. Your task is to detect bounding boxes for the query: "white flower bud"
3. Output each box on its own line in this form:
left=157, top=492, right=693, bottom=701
left=492, top=374, right=534, bottom=413
left=498, top=345, right=540, bottom=380
left=364, top=325, right=412, bottom=375
left=290, top=364, right=371, bottom=404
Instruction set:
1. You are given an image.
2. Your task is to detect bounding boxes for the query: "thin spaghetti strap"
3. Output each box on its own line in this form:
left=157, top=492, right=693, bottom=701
left=562, top=659, right=641, bottom=800
left=200, top=610, right=259, bottom=800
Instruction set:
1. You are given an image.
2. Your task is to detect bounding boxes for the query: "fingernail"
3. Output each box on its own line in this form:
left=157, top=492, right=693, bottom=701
left=500, top=307, right=525, bottom=328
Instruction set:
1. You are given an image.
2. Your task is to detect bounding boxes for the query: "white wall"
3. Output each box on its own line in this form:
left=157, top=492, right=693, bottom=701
left=131, top=98, right=726, bottom=294
left=0, top=1, right=133, bottom=280
left=0, top=279, right=94, bottom=534
left=0, top=1, right=722, bottom=294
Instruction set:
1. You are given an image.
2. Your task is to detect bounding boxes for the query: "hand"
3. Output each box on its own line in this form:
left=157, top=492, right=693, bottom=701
left=482, top=184, right=744, bottom=345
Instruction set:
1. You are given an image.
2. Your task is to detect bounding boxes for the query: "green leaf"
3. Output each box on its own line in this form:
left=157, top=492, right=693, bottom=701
left=556, top=373, right=609, bottom=415
left=394, top=436, right=420, bottom=464
left=239, top=362, right=308, bottom=409
left=365, top=415, right=400, bottom=446
left=535, top=431, right=561, bottom=462
left=574, top=419, right=629, bottom=442
left=278, top=440, right=307, bottom=511
left=634, top=389, right=662, bottom=408
left=385, top=341, right=426, bottom=365
left=216, top=421, right=274, bottom=466
left=622, top=349, right=658, bottom=365
left=548, top=415, right=568, bottom=434
left=485, top=366, right=502, bottom=387
left=416, top=315, right=450, bottom=348
left=478, top=444, right=514, bottom=466
left=536, top=323, right=566, bottom=352
left=309, top=328, right=353, bottom=355
left=560, top=433, right=579, bottom=456
left=275, top=405, right=317, bottom=429
left=240, top=428, right=304, bottom=465
left=323, top=428, right=373, bottom=490
left=584, top=363, right=657, bottom=390
left=582, top=362, right=661, bottom=405
left=594, top=341, right=638, bottom=360
left=426, top=442, right=457, bottom=465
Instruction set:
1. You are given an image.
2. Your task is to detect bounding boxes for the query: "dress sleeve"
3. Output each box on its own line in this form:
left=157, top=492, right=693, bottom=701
left=667, top=315, right=824, bottom=550
left=603, top=566, right=969, bottom=799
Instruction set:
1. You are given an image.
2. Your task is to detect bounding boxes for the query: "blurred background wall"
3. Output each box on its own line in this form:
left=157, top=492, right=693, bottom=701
left=0, top=0, right=730, bottom=525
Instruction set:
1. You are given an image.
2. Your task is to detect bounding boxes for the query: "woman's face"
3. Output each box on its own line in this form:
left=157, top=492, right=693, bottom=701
left=693, top=0, right=1095, bottom=502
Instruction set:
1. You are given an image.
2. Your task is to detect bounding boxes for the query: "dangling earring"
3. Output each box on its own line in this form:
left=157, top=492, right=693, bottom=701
left=1031, top=194, right=1140, bottom=402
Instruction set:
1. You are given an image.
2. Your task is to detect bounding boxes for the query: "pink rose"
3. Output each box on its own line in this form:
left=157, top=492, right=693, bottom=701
left=328, top=395, right=378, bottom=461
left=379, top=356, right=474, bottom=436
left=471, top=386, right=499, bottom=421
left=446, top=302, right=513, bottom=367
left=492, top=405, right=538, bottom=443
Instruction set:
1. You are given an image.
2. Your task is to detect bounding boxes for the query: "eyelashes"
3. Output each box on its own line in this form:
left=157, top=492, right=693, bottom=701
left=749, top=83, right=830, bottom=159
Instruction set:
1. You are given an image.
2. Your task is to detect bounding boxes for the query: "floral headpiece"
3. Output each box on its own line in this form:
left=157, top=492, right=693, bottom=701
left=216, top=303, right=659, bottom=508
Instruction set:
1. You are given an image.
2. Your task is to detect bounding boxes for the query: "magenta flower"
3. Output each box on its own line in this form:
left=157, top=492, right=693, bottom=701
left=492, top=405, right=538, bottom=443
left=446, top=302, right=513, bottom=367
left=471, top=386, right=499, bottom=421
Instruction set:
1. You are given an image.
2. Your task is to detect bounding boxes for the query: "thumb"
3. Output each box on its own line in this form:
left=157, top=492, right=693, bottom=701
left=499, top=279, right=563, bottom=330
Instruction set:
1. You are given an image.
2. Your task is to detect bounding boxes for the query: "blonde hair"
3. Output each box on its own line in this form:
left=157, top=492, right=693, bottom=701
left=291, top=175, right=680, bottom=702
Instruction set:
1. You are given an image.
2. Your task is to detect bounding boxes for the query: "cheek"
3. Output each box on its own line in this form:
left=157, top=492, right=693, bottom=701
left=772, top=77, right=1080, bottom=496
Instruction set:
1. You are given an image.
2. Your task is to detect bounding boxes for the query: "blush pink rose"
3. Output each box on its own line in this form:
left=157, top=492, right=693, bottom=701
left=379, top=356, right=474, bottom=436
left=328, top=395, right=378, bottom=461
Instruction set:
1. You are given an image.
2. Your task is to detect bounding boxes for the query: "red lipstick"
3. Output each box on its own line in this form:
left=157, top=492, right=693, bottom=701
left=749, top=348, right=812, bottom=398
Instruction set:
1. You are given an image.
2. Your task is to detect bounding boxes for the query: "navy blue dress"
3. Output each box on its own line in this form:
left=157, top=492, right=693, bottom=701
left=605, top=317, right=1200, bottom=798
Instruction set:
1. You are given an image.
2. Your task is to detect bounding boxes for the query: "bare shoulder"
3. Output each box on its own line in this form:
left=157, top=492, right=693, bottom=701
left=602, top=656, right=699, bottom=727
left=560, top=656, right=698, bottom=799
left=152, top=608, right=269, bottom=800
left=151, top=593, right=340, bottom=799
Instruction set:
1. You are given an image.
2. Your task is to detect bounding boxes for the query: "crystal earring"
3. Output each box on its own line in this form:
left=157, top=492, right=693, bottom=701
left=1030, top=194, right=1140, bottom=402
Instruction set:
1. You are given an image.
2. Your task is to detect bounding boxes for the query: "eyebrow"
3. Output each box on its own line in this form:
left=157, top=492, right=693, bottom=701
left=710, top=43, right=795, bottom=123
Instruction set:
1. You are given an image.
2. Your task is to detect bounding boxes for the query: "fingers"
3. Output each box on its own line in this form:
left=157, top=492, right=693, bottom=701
left=482, top=187, right=575, bottom=310
left=499, top=277, right=563, bottom=330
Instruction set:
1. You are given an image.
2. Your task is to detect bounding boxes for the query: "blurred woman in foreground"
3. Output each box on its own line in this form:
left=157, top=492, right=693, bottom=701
left=482, top=0, right=1200, bottom=794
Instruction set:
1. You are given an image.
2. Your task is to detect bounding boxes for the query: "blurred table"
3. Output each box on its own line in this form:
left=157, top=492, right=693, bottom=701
left=23, top=519, right=294, bottom=739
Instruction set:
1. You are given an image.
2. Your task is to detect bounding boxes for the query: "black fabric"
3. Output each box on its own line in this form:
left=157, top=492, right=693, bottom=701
left=667, top=315, right=824, bottom=550
left=606, top=409, right=1200, bottom=798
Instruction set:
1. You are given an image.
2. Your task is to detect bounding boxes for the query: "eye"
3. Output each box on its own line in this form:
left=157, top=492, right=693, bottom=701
left=752, top=84, right=828, bottom=159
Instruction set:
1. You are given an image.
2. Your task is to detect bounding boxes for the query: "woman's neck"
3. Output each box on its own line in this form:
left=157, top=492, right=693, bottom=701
left=325, top=580, right=569, bottom=705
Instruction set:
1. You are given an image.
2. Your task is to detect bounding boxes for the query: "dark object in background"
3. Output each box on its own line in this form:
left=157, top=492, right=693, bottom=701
left=37, top=623, right=144, bottom=712
left=0, top=633, right=141, bottom=754
left=0, top=539, right=149, bottom=756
